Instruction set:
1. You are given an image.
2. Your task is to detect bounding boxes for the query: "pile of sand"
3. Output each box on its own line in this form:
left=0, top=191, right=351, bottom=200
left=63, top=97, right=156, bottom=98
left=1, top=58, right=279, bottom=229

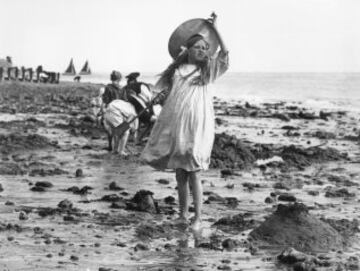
left=210, top=133, right=348, bottom=170
left=250, top=203, right=345, bottom=252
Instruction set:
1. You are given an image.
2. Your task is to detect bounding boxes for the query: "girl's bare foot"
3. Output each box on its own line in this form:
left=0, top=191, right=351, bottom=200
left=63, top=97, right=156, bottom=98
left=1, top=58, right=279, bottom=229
left=191, top=218, right=202, bottom=231
left=120, top=151, right=129, bottom=157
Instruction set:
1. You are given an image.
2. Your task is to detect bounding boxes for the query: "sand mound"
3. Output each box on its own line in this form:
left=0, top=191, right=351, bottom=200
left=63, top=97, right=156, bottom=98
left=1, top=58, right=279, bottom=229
left=210, top=133, right=256, bottom=169
left=210, top=133, right=347, bottom=170
left=250, top=203, right=344, bottom=252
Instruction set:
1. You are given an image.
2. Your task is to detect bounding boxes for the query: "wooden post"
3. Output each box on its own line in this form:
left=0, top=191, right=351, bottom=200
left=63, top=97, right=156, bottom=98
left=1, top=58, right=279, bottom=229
left=19, top=67, right=25, bottom=81
left=29, top=68, right=33, bottom=82
left=15, top=67, right=19, bottom=80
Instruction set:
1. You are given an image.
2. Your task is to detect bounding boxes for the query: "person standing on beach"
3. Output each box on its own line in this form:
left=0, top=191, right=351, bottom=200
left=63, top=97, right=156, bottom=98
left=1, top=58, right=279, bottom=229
left=102, top=70, right=138, bottom=154
left=102, top=70, right=127, bottom=107
left=142, top=14, right=228, bottom=230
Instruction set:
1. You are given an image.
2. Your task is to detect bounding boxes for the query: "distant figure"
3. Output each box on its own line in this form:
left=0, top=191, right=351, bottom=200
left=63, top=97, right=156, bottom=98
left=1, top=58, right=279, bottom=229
left=124, top=72, right=152, bottom=103
left=36, top=66, right=49, bottom=83
left=0, top=67, right=3, bottom=81
left=6, top=56, right=12, bottom=65
left=124, top=72, right=141, bottom=96
left=90, top=86, right=106, bottom=126
left=102, top=70, right=127, bottom=106
left=34, top=65, right=59, bottom=83
left=124, top=72, right=160, bottom=142
left=102, top=70, right=134, bottom=153
left=74, top=75, right=81, bottom=82
left=103, top=99, right=138, bottom=155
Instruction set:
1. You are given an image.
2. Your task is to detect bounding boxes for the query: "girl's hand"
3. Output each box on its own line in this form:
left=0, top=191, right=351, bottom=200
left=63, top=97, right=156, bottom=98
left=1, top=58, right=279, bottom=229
left=207, top=12, right=227, bottom=53
left=207, top=12, right=217, bottom=26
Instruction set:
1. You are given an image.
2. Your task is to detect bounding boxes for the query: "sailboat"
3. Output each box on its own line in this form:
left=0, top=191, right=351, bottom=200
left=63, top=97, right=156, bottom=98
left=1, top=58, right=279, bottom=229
left=79, top=60, right=91, bottom=75
left=63, top=58, right=76, bottom=75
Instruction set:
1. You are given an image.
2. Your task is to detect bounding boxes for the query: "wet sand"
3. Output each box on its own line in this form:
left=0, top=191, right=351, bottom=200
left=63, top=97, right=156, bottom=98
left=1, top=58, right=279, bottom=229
left=0, top=81, right=359, bottom=271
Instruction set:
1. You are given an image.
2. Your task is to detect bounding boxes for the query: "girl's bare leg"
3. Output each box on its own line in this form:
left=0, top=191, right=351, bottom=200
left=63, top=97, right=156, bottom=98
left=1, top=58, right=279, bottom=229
left=119, top=130, right=130, bottom=156
left=176, top=168, right=190, bottom=221
left=189, top=171, right=202, bottom=230
left=113, top=134, right=119, bottom=154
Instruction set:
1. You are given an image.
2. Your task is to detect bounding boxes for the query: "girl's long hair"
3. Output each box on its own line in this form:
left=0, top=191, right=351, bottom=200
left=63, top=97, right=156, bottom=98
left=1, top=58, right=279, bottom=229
left=156, top=49, right=211, bottom=93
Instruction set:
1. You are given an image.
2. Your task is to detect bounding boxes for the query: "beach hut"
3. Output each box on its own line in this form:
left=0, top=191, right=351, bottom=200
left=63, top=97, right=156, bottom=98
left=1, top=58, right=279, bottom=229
left=63, top=58, right=76, bottom=75
left=79, top=60, right=91, bottom=75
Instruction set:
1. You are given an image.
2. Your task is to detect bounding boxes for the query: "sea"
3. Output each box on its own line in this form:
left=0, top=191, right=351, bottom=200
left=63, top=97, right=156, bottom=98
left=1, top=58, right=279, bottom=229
left=61, top=72, right=360, bottom=113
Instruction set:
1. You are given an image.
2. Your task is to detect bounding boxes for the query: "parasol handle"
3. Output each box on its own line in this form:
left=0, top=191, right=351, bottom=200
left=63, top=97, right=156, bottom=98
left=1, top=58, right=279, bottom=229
left=209, top=12, right=217, bottom=24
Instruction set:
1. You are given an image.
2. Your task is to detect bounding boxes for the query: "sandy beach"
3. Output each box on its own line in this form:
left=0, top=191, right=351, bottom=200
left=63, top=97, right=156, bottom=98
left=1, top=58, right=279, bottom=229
left=0, top=80, right=359, bottom=271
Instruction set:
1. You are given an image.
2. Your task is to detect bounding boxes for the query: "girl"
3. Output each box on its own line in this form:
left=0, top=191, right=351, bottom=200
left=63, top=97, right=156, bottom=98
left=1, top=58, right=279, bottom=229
left=142, top=15, right=228, bottom=230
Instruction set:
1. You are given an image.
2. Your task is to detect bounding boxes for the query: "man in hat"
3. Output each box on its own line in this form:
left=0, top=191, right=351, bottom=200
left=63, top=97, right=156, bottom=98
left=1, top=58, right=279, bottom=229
left=123, top=72, right=159, bottom=143
left=124, top=72, right=147, bottom=98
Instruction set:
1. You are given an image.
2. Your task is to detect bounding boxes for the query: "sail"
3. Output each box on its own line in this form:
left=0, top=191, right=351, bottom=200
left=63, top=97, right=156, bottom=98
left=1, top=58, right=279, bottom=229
left=79, top=60, right=91, bottom=75
left=63, top=58, right=76, bottom=75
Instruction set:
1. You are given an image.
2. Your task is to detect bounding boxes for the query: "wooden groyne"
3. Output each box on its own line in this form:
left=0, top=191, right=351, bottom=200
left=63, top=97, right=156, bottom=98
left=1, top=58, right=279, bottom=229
left=0, top=65, right=60, bottom=84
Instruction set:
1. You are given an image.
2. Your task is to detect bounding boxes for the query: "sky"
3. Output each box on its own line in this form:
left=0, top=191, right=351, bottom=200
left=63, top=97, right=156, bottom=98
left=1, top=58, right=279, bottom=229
left=1, top=0, right=360, bottom=73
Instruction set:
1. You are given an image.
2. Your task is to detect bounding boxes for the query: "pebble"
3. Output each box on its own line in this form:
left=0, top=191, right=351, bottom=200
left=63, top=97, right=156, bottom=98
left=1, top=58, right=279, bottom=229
left=58, top=199, right=73, bottom=209
left=109, top=181, right=124, bottom=191
left=35, top=181, right=53, bottom=188
left=157, top=178, right=170, bottom=185
left=222, top=239, right=239, bottom=251
left=63, top=215, right=75, bottom=221
left=75, top=168, right=83, bottom=177
left=30, top=186, right=46, bottom=192
left=19, top=211, right=28, bottom=220
left=265, top=197, right=275, bottom=204
left=164, top=196, right=175, bottom=204
left=217, top=265, right=231, bottom=270
left=221, top=169, right=233, bottom=177
left=134, top=243, right=149, bottom=251
left=278, top=193, right=297, bottom=202
left=70, top=255, right=79, bottom=261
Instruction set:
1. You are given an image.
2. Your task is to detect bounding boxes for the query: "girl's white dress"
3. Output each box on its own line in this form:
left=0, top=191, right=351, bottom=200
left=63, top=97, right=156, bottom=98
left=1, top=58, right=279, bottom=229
left=142, top=51, right=229, bottom=171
